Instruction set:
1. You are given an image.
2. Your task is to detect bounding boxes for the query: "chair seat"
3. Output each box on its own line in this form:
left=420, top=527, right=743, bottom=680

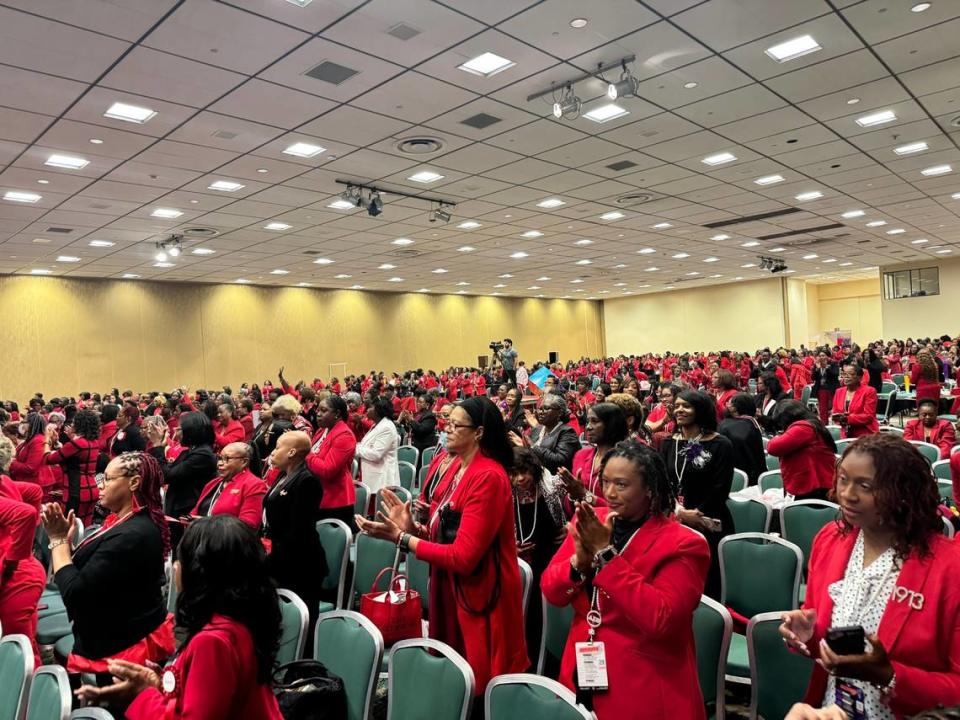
left=726, top=633, right=750, bottom=679
left=54, top=634, right=74, bottom=659
left=38, top=592, right=65, bottom=618
left=36, top=612, right=72, bottom=645
left=318, top=600, right=335, bottom=614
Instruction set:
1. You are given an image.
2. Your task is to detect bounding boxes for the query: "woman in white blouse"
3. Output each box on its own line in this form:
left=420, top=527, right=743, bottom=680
left=356, top=397, right=400, bottom=493
left=780, top=433, right=960, bottom=719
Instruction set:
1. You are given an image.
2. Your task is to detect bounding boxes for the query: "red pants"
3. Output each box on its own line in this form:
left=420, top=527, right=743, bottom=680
left=0, top=556, right=46, bottom=668
left=817, top=389, right=832, bottom=426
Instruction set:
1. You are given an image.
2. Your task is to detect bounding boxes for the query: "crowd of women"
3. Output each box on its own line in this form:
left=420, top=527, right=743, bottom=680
left=1, top=334, right=959, bottom=718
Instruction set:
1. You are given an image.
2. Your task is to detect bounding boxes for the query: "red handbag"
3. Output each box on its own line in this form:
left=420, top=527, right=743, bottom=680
left=359, top=567, right=422, bottom=645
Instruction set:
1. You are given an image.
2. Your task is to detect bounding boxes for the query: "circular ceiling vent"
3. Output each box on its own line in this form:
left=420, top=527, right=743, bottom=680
left=950, top=114, right=960, bottom=128
left=616, top=193, right=655, bottom=206
left=391, top=249, right=421, bottom=258
left=181, top=227, right=220, bottom=238
left=395, top=137, right=444, bottom=155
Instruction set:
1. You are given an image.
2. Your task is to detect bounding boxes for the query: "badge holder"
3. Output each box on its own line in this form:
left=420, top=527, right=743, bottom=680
left=575, top=589, right=609, bottom=692
left=835, top=680, right=867, bottom=720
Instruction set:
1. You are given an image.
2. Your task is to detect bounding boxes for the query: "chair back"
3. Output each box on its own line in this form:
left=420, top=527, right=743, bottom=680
left=352, top=533, right=400, bottom=605
left=933, top=459, right=951, bottom=481
left=517, top=558, right=533, bottom=629
left=276, top=589, right=309, bottom=664
left=879, top=426, right=903, bottom=435
left=834, top=438, right=856, bottom=455
left=764, top=454, right=780, bottom=471
left=416, top=465, right=430, bottom=495
left=909, top=440, right=940, bottom=466
left=352, top=458, right=359, bottom=480
left=0, top=635, right=34, bottom=720
left=69, top=711, right=115, bottom=719
left=397, top=461, right=416, bottom=492
left=757, top=470, right=782, bottom=493
left=536, top=594, right=574, bottom=678
left=725, top=497, right=771, bottom=534
left=317, top=519, right=352, bottom=609
left=397, top=445, right=419, bottom=468
left=942, top=516, right=956, bottom=539
left=720, top=533, right=802, bottom=618
left=485, top=674, right=591, bottom=720
left=387, top=639, right=475, bottom=720
left=825, top=425, right=843, bottom=441
left=354, top=482, right=369, bottom=518
left=937, top=479, right=953, bottom=502
left=730, top=468, right=748, bottom=494
left=693, top=596, right=731, bottom=720
left=405, top=551, right=430, bottom=614
left=799, top=385, right=812, bottom=406
left=747, top=612, right=814, bottom=720
left=26, top=666, right=70, bottom=720
left=314, top=611, right=384, bottom=720
left=421, top=446, right=437, bottom=468
left=892, top=373, right=905, bottom=387
left=881, top=381, right=897, bottom=395
left=779, top=501, right=839, bottom=576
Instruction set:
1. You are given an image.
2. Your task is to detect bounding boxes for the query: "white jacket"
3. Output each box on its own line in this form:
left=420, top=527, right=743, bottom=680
left=356, top=417, right=401, bottom=493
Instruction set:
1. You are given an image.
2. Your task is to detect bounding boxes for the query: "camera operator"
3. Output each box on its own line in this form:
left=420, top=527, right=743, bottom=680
left=496, top=338, right=519, bottom=387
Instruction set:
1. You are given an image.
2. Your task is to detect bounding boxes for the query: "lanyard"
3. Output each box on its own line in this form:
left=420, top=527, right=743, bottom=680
left=584, top=528, right=641, bottom=642
left=206, top=478, right=229, bottom=516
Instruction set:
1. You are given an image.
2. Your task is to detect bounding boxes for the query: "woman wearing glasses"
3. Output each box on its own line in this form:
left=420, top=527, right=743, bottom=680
left=185, top=442, right=267, bottom=530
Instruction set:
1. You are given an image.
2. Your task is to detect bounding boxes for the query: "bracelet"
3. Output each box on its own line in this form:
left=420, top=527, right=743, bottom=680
left=48, top=538, right=69, bottom=551
left=397, top=533, right=412, bottom=553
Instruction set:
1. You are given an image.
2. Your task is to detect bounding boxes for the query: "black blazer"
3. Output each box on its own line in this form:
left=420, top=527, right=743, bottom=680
left=111, top=424, right=146, bottom=455
left=718, top=417, right=766, bottom=486
left=529, top=423, right=580, bottom=474
left=811, top=363, right=840, bottom=395
left=55, top=510, right=166, bottom=659
left=150, top=444, right=218, bottom=518
left=407, top=411, right=437, bottom=450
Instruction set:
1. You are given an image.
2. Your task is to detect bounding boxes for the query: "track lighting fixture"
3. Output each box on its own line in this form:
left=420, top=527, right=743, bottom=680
left=155, top=234, right=183, bottom=263
left=367, top=191, right=383, bottom=217
left=607, top=61, right=638, bottom=100
left=430, top=203, right=452, bottom=223
left=334, top=180, right=456, bottom=223
left=552, top=85, right=581, bottom=119
left=758, top=255, right=787, bottom=273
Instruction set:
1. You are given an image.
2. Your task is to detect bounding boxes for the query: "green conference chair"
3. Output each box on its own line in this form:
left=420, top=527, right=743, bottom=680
left=276, top=589, right=309, bottom=665
left=354, top=482, right=370, bottom=519
left=536, top=593, right=575, bottom=679
left=398, top=461, right=416, bottom=492
left=726, top=497, right=771, bottom=534
left=416, top=465, right=430, bottom=496
left=0, top=634, right=34, bottom=720
left=757, top=470, right=782, bottom=493
left=730, top=468, right=748, bottom=494
left=387, top=639, right=475, bottom=720
left=352, top=459, right=359, bottom=480
left=780, top=500, right=839, bottom=578
left=26, top=665, right=70, bottom=720
left=313, top=611, right=384, bottom=720
left=405, top=550, right=430, bottom=615
left=375, top=486, right=412, bottom=520
left=53, top=635, right=74, bottom=663
left=70, top=709, right=116, bottom=719
left=825, top=425, right=843, bottom=441
left=397, top=445, right=419, bottom=468
left=747, top=612, right=815, bottom=720
left=881, top=381, right=898, bottom=395
left=764, top=454, right=780, bottom=471
left=933, top=459, right=951, bottom=481
left=720, top=534, right=802, bottom=682
left=909, top=441, right=940, bottom=466
left=892, top=373, right=905, bottom=388
left=693, top=596, right=732, bottom=720
left=834, top=438, right=857, bottom=455
left=317, top=519, right=352, bottom=611
left=421, top=446, right=438, bottom=469
left=937, top=480, right=953, bottom=502
left=351, top=533, right=400, bottom=607
left=799, top=385, right=812, bottom=407
left=942, top=517, right=955, bottom=539
left=485, top=674, right=592, bottom=720
left=518, top=558, right=533, bottom=631
left=877, top=389, right=897, bottom=424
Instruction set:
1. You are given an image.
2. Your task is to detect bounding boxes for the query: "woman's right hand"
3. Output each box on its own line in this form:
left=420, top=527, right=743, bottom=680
left=379, top=488, right=415, bottom=534
left=780, top=608, right=816, bottom=656
left=557, top=467, right=586, bottom=500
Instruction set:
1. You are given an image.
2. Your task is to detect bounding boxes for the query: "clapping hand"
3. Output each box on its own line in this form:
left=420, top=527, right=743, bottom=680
left=557, top=467, right=586, bottom=500
left=355, top=487, right=414, bottom=543
left=75, top=659, right=161, bottom=708
left=507, top=430, right=526, bottom=448
left=40, top=503, right=75, bottom=544
left=570, top=501, right=615, bottom=573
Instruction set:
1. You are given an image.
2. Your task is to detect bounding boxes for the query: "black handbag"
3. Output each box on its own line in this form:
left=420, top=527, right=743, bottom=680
left=437, top=507, right=502, bottom=615
left=274, top=660, right=348, bottom=720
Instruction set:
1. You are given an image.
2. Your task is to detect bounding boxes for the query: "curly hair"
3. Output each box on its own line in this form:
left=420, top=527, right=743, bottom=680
left=114, top=452, right=171, bottom=557
left=917, top=350, right=939, bottom=382
left=71, top=408, right=101, bottom=441
left=599, top=440, right=677, bottom=517
left=838, top=434, right=941, bottom=560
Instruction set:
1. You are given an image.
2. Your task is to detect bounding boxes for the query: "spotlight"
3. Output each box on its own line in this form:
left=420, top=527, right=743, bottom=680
left=354, top=191, right=364, bottom=209
left=168, top=245, right=181, bottom=257
left=155, top=249, right=167, bottom=262
left=434, top=206, right=451, bottom=223
left=367, top=191, right=383, bottom=217
left=607, top=63, right=638, bottom=100
left=759, top=257, right=769, bottom=270
left=552, top=85, right=581, bottom=119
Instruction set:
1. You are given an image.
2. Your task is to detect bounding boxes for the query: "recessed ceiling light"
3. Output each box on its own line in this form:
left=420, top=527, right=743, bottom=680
left=391, top=238, right=414, bottom=246
left=56, top=255, right=80, bottom=262
left=264, top=222, right=291, bottom=230
left=575, top=259, right=592, bottom=265
left=235, top=278, right=250, bottom=284
left=802, top=253, right=818, bottom=260
left=795, top=190, right=823, bottom=202
left=911, top=2, right=932, bottom=11
left=528, top=285, right=542, bottom=290
left=894, top=141, right=928, bottom=156
left=407, top=170, right=444, bottom=183
left=89, top=138, right=103, bottom=144
left=208, top=180, right=245, bottom=192
left=521, top=230, right=543, bottom=238
left=600, top=211, right=625, bottom=220
left=741, top=263, right=757, bottom=268
left=154, top=262, right=175, bottom=268
left=327, top=199, right=355, bottom=210
left=741, top=241, right=759, bottom=247
left=583, top=103, right=629, bottom=123
left=298, top=282, right=313, bottom=287
left=285, top=0, right=314, bottom=7
left=192, top=247, right=215, bottom=255
left=537, top=276, right=551, bottom=281
left=710, top=274, right=723, bottom=279
left=37, top=179, right=50, bottom=184
left=3, top=191, right=41, bottom=203
left=936, top=248, right=953, bottom=254
left=349, top=284, right=365, bottom=290
left=856, top=109, right=896, bottom=127
left=846, top=98, right=861, bottom=105
left=536, top=197, right=566, bottom=208
left=711, top=234, right=730, bottom=241
left=122, top=273, right=140, bottom=279
left=652, top=222, right=673, bottom=229
left=912, top=238, right=928, bottom=244
left=312, top=258, right=334, bottom=265
left=702, top=152, right=737, bottom=166
left=256, top=168, right=269, bottom=174
left=570, top=279, right=584, bottom=284
left=457, top=246, right=475, bottom=252
left=841, top=210, right=866, bottom=218
left=866, top=220, right=887, bottom=227
left=456, top=282, right=470, bottom=286
left=886, top=228, right=905, bottom=234
left=770, top=247, right=785, bottom=252
left=686, top=271, right=699, bottom=276
left=388, top=277, right=404, bottom=282
left=103, top=101, right=156, bottom=124
left=822, top=259, right=837, bottom=264
left=417, top=288, right=431, bottom=293
left=432, top=268, right=448, bottom=274
left=457, top=221, right=481, bottom=230
left=511, top=251, right=529, bottom=259
left=683, top=81, right=699, bottom=89
left=335, top=274, right=352, bottom=279
left=378, top=263, right=396, bottom=270
left=704, top=257, right=718, bottom=262
left=765, top=34, right=822, bottom=63
left=151, top=208, right=182, bottom=218
left=672, top=253, right=689, bottom=259
left=30, top=268, right=52, bottom=275
left=574, top=239, right=594, bottom=246
left=283, top=142, right=325, bottom=158
left=570, top=17, right=588, bottom=28
left=755, top=174, right=784, bottom=185
left=921, top=164, right=952, bottom=176
left=499, top=274, right=514, bottom=278
left=457, top=52, right=515, bottom=78
left=952, top=192, right=960, bottom=200
left=270, top=269, right=290, bottom=275
left=613, top=282, right=627, bottom=287
left=45, top=154, right=89, bottom=170
left=89, top=240, right=114, bottom=248
left=637, top=247, right=656, bottom=254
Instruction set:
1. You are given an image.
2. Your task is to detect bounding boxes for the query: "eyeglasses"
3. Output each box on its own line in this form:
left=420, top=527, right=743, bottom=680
left=218, top=455, right=246, bottom=462
left=97, top=471, right=129, bottom=489
left=446, top=421, right=476, bottom=431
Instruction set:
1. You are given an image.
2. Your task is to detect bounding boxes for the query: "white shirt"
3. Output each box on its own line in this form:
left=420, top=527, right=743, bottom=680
left=355, top=417, right=400, bottom=493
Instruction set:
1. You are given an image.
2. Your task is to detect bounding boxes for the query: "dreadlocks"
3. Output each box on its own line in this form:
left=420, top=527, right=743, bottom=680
left=115, top=452, right=170, bottom=557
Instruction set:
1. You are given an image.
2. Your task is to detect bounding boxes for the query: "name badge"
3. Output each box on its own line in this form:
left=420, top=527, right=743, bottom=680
left=835, top=680, right=867, bottom=720
left=575, top=642, right=608, bottom=691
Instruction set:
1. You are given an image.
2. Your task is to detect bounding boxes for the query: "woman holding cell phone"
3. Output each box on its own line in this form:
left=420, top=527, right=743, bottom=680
left=780, top=434, right=960, bottom=719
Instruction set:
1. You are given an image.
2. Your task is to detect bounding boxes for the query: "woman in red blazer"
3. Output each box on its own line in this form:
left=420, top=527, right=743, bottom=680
left=305, top=395, right=357, bottom=528
left=903, top=399, right=956, bottom=459
left=213, top=403, right=245, bottom=452
left=10, top=413, right=51, bottom=498
left=830, top=364, right=879, bottom=438
left=357, top=397, right=528, bottom=697
left=712, top=369, right=739, bottom=423
left=766, top=401, right=837, bottom=500
left=558, top=403, right=629, bottom=512
left=781, top=434, right=960, bottom=719
left=188, top=443, right=266, bottom=530
left=78, top=515, right=282, bottom=719
left=541, top=441, right=710, bottom=719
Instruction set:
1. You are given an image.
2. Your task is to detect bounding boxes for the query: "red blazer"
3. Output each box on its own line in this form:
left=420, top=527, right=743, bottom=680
left=9, top=435, right=45, bottom=486
left=903, top=419, right=956, bottom=459
left=126, top=615, right=282, bottom=720
left=191, top=469, right=267, bottom=530
left=831, top=385, right=879, bottom=438
left=542, top=512, right=710, bottom=719
left=570, top=446, right=605, bottom=507
left=765, top=421, right=836, bottom=496
left=800, top=525, right=960, bottom=718
left=715, top=389, right=737, bottom=422
left=239, top=415, right=254, bottom=443
left=214, top=420, right=245, bottom=452
left=98, top=420, right=118, bottom=455
left=414, top=453, right=528, bottom=692
left=305, top=421, right=356, bottom=509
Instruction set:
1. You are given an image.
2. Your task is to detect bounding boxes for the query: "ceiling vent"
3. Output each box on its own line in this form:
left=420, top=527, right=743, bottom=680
left=615, top=192, right=658, bottom=206
left=755, top=223, right=845, bottom=240
left=211, top=129, right=238, bottom=140
left=305, top=61, right=360, bottom=85
left=395, top=137, right=444, bottom=155
left=460, top=113, right=502, bottom=130
left=703, top=207, right=802, bottom=229
left=45, top=227, right=73, bottom=234
left=182, top=227, right=220, bottom=238
left=606, top=160, right=638, bottom=172
left=89, top=203, right=111, bottom=210
left=387, top=22, right=421, bottom=41
left=391, top=249, right=420, bottom=258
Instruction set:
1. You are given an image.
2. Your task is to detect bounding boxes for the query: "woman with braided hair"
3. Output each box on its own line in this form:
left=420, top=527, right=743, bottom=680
left=40, top=451, right=174, bottom=676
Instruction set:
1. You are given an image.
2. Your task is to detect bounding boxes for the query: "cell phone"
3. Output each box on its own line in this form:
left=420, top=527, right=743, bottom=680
left=701, top=517, right=722, bottom=533
left=825, top=625, right=865, bottom=655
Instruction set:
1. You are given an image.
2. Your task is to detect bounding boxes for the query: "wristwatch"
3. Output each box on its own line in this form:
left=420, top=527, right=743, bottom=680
left=592, top=545, right=618, bottom=570
left=583, top=491, right=596, bottom=505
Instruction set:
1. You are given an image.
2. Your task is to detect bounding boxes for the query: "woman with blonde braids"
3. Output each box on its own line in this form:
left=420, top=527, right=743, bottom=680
left=40, top=451, right=174, bottom=675
left=910, top=349, right=943, bottom=406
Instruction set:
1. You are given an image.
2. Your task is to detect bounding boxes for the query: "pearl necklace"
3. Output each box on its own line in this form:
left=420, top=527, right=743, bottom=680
left=514, top=487, right=539, bottom=544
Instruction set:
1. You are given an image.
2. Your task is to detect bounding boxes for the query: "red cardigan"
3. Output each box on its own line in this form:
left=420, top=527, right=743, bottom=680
left=800, top=524, right=960, bottom=718
left=214, top=420, right=245, bottom=452
left=414, top=453, right=528, bottom=693
left=190, top=469, right=267, bottom=530
left=126, top=615, right=282, bottom=720
left=903, top=419, right=956, bottom=459
left=542, top=512, right=710, bottom=719
left=765, top=421, right=836, bottom=497
left=830, top=385, right=879, bottom=438
left=9, top=435, right=45, bottom=486
left=305, top=421, right=356, bottom=509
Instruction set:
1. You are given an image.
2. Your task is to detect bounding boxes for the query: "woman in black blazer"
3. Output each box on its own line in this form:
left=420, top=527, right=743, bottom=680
left=398, top=392, right=438, bottom=463
left=110, top=406, right=146, bottom=456
left=148, top=412, right=218, bottom=549
left=40, top=451, right=172, bottom=673
left=523, top=393, right=580, bottom=473
left=810, top=350, right=841, bottom=426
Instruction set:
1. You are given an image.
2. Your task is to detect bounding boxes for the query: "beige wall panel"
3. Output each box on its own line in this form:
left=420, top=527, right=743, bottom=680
left=881, top=258, right=960, bottom=339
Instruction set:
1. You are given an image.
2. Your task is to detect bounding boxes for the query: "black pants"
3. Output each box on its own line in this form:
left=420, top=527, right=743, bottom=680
left=502, top=369, right=517, bottom=387
left=318, top=504, right=357, bottom=534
